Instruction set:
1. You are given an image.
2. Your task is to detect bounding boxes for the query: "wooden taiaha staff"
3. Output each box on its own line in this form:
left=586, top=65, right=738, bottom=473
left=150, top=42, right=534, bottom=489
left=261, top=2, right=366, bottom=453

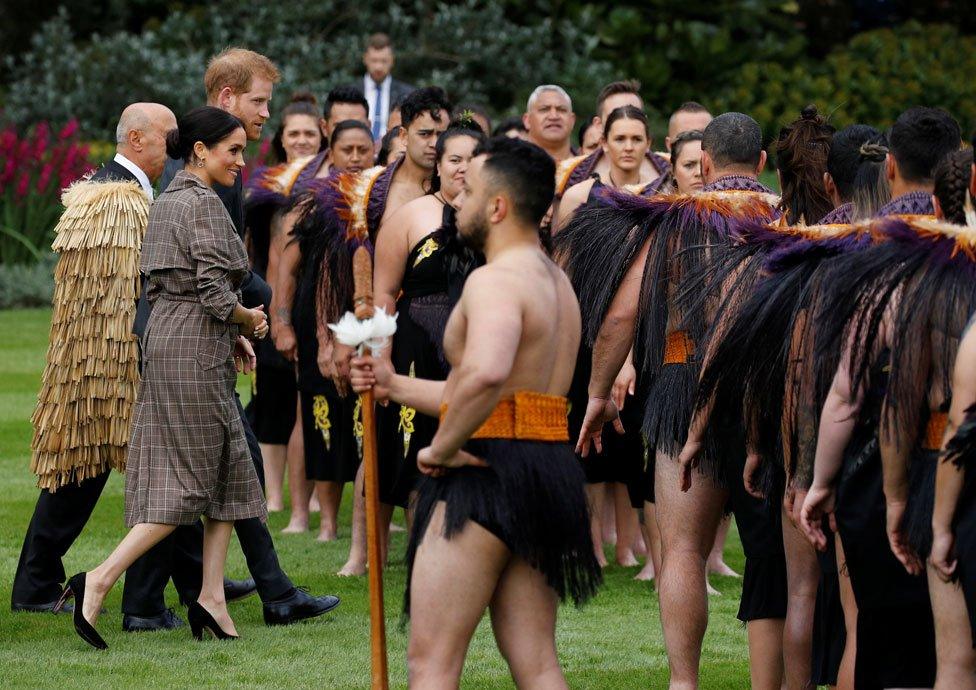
left=352, top=245, right=390, bottom=690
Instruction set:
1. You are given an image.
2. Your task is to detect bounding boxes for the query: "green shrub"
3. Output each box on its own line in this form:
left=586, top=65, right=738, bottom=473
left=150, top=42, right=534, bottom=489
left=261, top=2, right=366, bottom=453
left=0, top=253, right=55, bottom=308
left=716, top=22, right=976, bottom=142
left=3, top=2, right=614, bottom=141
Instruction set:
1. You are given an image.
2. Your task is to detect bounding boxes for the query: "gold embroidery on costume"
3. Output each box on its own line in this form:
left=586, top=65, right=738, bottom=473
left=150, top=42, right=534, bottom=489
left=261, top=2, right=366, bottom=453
left=312, top=395, right=332, bottom=451
left=398, top=362, right=417, bottom=457
left=353, top=396, right=364, bottom=459
left=413, top=238, right=440, bottom=267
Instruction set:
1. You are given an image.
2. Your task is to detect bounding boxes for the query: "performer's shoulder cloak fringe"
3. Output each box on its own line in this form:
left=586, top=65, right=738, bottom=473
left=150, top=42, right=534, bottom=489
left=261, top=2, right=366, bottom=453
left=690, top=221, right=865, bottom=493
left=289, top=158, right=402, bottom=332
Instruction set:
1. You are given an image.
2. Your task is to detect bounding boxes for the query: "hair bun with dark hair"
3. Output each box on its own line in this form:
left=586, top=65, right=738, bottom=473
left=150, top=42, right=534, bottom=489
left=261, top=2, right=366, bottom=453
left=165, top=128, right=184, bottom=161
left=289, top=90, right=319, bottom=106
left=801, top=105, right=819, bottom=121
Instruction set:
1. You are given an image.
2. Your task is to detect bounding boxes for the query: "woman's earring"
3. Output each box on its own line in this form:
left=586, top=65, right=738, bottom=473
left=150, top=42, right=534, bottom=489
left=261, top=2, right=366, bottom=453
left=965, top=189, right=976, bottom=228
left=197, top=158, right=206, bottom=168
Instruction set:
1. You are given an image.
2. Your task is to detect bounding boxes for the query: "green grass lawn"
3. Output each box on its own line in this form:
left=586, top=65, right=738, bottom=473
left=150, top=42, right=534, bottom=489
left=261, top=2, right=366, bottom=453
left=0, top=308, right=753, bottom=688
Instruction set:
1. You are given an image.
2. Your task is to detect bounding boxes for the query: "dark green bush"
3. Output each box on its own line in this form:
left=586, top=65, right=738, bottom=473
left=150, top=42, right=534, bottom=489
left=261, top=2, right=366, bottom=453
left=3, top=1, right=614, bottom=141
left=0, top=253, right=55, bottom=308
left=716, top=22, right=976, bottom=142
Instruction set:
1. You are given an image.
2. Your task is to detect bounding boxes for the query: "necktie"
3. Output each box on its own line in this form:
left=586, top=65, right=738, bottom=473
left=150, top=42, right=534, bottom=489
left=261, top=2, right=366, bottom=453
left=371, top=81, right=383, bottom=140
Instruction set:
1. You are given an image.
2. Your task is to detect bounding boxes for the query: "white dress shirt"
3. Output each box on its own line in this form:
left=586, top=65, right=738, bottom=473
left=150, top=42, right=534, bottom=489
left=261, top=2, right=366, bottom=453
left=363, top=74, right=392, bottom=138
left=113, top=153, right=154, bottom=202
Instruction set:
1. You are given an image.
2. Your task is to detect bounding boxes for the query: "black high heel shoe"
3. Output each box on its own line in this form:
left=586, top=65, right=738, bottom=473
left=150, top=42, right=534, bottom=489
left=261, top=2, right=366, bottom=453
left=187, top=601, right=239, bottom=641
left=55, top=572, right=108, bottom=650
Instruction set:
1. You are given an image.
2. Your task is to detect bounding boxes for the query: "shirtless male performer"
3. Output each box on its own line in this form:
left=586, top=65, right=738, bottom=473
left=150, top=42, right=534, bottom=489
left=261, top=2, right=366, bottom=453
left=576, top=113, right=775, bottom=689
left=351, top=136, right=600, bottom=688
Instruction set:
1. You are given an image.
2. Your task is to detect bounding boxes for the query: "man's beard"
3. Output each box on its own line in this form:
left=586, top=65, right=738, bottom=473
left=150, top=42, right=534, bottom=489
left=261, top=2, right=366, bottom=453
left=458, top=209, right=489, bottom=252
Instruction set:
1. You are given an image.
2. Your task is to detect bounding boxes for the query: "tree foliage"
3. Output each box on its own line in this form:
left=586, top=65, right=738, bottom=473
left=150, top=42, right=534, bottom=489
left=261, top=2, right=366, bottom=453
left=2, top=1, right=614, bottom=140
left=714, top=22, right=976, bottom=142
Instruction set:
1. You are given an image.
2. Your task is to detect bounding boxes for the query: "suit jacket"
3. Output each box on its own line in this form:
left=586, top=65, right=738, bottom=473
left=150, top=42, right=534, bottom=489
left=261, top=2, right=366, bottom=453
left=134, top=157, right=270, bottom=339
left=348, top=77, right=415, bottom=124
left=90, top=159, right=138, bottom=184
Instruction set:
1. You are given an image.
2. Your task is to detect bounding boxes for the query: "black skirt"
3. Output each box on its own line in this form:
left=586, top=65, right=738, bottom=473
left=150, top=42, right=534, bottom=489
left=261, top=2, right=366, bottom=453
left=404, top=438, right=602, bottom=615
left=245, top=362, right=297, bottom=445
left=834, top=432, right=935, bottom=687
left=377, top=292, right=452, bottom=508
left=811, top=530, right=846, bottom=687
left=729, top=464, right=787, bottom=622
left=299, top=380, right=360, bottom=483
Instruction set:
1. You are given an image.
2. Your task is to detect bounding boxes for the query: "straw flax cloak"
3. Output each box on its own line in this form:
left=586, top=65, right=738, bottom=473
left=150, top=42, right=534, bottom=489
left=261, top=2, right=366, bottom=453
left=30, top=179, right=148, bottom=490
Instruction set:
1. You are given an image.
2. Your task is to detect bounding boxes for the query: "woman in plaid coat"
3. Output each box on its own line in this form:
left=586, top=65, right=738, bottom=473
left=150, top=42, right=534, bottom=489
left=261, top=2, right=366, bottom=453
left=57, top=107, right=270, bottom=649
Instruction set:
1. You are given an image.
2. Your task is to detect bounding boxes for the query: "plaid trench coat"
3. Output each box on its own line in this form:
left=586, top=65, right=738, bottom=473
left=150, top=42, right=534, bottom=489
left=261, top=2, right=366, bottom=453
left=124, top=171, right=265, bottom=526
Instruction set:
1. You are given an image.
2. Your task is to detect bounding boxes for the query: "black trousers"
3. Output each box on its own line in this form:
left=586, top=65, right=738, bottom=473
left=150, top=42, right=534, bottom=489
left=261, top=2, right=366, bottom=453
left=121, top=394, right=292, bottom=615
left=12, top=395, right=293, bottom=613
left=11, top=471, right=111, bottom=605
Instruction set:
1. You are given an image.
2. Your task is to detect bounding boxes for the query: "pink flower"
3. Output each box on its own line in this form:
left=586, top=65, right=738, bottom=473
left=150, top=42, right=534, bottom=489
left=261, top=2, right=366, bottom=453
left=33, top=122, right=50, bottom=158
left=61, top=145, right=78, bottom=173
left=36, top=163, right=54, bottom=193
left=0, top=128, right=16, bottom=157
left=15, top=171, right=30, bottom=200
left=0, top=158, right=15, bottom=186
left=15, top=140, right=30, bottom=164
left=58, top=120, right=79, bottom=141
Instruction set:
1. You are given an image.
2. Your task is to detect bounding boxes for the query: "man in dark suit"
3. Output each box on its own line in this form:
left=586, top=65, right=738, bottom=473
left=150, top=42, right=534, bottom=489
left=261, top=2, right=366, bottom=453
left=11, top=102, right=176, bottom=614
left=352, top=33, right=414, bottom=142
left=124, top=48, right=339, bottom=632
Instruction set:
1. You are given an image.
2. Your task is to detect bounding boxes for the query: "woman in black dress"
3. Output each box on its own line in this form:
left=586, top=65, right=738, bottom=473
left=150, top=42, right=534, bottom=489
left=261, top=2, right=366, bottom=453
left=371, top=118, right=487, bottom=523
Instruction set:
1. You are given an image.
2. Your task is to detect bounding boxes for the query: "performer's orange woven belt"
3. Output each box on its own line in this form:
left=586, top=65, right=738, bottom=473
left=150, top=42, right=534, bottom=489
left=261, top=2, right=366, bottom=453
left=439, top=391, right=569, bottom=442
left=923, top=412, right=948, bottom=451
left=663, top=330, right=695, bottom=365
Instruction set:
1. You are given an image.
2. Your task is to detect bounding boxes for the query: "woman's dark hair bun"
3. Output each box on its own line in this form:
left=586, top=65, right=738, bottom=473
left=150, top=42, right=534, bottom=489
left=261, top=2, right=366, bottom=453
left=801, top=104, right=819, bottom=120
left=165, top=128, right=183, bottom=160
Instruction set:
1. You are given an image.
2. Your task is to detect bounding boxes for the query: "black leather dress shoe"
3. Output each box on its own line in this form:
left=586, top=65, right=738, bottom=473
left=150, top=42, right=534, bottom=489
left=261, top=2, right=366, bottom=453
left=122, top=608, right=185, bottom=633
left=11, top=600, right=73, bottom=614
left=263, top=587, right=340, bottom=626
left=224, top=578, right=257, bottom=602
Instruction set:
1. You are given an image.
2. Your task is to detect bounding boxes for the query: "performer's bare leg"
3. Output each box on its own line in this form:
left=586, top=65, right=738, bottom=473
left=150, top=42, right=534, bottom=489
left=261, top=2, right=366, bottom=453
left=747, top=618, right=785, bottom=690
left=782, top=506, right=818, bottom=689
left=602, top=484, right=617, bottom=545
left=314, top=480, right=342, bottom=542
left=928, top=566, right=976, bottom=689
left=635, top=501, right=662, bottom=581
left=83, top=523, right=177, bottom=626
left=707, top=517, right=739, bottom=577
left=613, top=483, right=640, bottom=566
left=490, top=557, right=568, bottom=690
left=654, top=451, right=727, bottom=688
left=408, top=502, right=508, bottom=689
left=260, top=442, right=287, bottom=512
left=338, top=463, right=367, bottom=576
left=586, top=483, right=609, bottom=567
left=835, top=534, right=856, bottom=690
left=282, top=408, right=313, bottom=533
